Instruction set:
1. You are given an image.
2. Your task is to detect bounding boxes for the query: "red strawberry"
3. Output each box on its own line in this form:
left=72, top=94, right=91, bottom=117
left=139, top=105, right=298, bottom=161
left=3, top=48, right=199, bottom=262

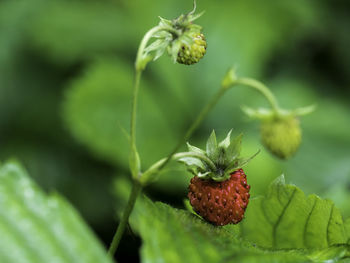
left=188, top=169, right=250, bottom=226
left=179, top=130, right=258, bottom=226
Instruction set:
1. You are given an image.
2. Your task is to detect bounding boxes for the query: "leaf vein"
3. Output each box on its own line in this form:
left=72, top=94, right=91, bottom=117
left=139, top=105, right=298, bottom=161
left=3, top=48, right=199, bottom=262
left=303, top=197, right=317, bottom=248
left=273, top=188, right=297, bottom=248
left=326, top=203, right=335, bottom=246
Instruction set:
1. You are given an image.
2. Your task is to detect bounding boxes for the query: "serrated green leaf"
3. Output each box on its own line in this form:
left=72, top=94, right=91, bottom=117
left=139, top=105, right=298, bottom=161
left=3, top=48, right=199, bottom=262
left=132, top=198, right=307, bottom=263
left=240, top=175, right=348, bottom=249
left=128, top=197, right=350, bottom=263
left=0, top=161, right=113, bottom=263
left=206, top=130, right=218, bottom=160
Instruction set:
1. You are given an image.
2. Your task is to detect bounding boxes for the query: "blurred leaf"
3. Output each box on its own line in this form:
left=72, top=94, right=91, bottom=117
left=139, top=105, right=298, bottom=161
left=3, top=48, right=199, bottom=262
left=0, top=161, right=112, bottom=263
left=129, top=197, right=349, bottom=263
left=28, top=0, right=133, bottom=64
left=63, top=58, right=178, bottom=168
left=240, top=175, right=348, bottom=249
left=323, top=183, right=350, bottom=219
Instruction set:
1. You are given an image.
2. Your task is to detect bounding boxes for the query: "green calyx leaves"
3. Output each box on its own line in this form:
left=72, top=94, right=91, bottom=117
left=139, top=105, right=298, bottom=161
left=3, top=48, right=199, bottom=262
left=136, top=0, right=206, bottom=70
left=179, top=130, right=259, bottom=182
left=242, top=105, right=315, bottom=159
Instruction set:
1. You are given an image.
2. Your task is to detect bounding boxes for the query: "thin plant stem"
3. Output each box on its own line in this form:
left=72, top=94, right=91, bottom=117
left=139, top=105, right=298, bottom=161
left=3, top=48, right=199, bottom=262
left=153, top=86, right=228, bottom=174
left=108, top=181, right=142, bottom=257
left=130, top=69, right=142, bottom=152
left=109, top=25, right=179, bottom=258
left=235, top=78, right=280, bottom=112
left=132, top=25, right=176, bottom=151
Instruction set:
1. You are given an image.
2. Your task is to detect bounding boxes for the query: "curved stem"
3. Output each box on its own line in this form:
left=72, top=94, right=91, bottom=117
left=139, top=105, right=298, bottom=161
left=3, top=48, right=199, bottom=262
left=111, top=24, right=180, bottom=258
left=235, top=77, right=280, bottom=113
left=130, top=25, right=179, bottom=178
left=108, top=181, right=142, bottom=257
left=135, top=25, right=179, bottom=71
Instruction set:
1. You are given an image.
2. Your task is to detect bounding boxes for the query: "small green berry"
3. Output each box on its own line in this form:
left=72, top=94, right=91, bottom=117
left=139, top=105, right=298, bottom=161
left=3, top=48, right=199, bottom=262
left=177, top=32, right=207, bottom=65
left=260, top=117, right=301, bottom=159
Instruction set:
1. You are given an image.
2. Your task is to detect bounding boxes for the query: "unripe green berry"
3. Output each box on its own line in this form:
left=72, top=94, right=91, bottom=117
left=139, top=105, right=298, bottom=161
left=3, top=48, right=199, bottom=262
left=177, top=32, right=207, bottom=65
left=260, top=117, right=301, bottom=159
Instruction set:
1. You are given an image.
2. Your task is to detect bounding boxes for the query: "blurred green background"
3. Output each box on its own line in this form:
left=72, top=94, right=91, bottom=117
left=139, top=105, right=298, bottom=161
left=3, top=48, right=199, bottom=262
left=1, top=0, right=350, bottom=261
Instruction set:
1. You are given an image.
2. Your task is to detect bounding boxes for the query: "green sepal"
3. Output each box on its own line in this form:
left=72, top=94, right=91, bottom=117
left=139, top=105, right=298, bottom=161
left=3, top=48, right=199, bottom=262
left=158, top=16, right=172, bottom=27
left=224, top=132, right=242, bottom=164
left=186, top=142, right=206, bottom=155
left=179, top=130, right=258, bottom=182
left=206, top=130, right=218, bottom=160
left=218, top=129, right=232, bottom=148
left=225, top=149, right=260, bottom=174
left=242, top=104, right=315, bottom=120
left=178, top=157, right=206, bottom=176
left=241, top=106, right=274, bottom=119
left=293, top=104, right=316, bottom=116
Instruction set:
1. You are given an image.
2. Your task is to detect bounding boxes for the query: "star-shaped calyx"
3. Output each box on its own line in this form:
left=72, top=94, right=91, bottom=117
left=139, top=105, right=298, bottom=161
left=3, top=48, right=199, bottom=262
left=179, top=130, right=259, bottom=182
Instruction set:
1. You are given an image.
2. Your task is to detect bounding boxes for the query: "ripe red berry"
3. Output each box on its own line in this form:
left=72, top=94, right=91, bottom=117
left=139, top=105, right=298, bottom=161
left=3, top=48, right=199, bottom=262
left=178, top=130, right=258, bottom=226
left=188, top=169, right=250, bottom=226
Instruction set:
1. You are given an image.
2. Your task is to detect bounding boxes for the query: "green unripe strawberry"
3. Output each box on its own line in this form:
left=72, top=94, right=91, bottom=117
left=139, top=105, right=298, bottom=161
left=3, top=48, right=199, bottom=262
left=260, top=117, right=301, bottom=159
left=177, top=32, right=207, bottom=65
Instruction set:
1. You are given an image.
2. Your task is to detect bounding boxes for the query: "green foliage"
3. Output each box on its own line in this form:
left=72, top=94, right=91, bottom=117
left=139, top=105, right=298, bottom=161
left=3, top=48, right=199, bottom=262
left=240, top=175, right=348, bottom=249
left=113, top=174, right=350, bottom=263
left=0, top=161, right=113, bottom=263
left=129, top=196, right=349, bottom=263
left=28, top=0, right=133, bottom=64
left=63, top=58, right=178, bottom=168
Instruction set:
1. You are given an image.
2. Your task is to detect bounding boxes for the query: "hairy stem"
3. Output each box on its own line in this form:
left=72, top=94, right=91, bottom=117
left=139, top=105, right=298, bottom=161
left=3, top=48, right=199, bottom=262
left=108, top=181, right=142, bottom=257
left=235, top=77, right=280, bottom=112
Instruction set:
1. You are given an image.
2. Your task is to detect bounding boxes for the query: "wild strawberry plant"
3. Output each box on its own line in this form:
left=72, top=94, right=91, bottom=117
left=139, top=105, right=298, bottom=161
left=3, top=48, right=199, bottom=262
left=0, top=2, right=349, bottom=263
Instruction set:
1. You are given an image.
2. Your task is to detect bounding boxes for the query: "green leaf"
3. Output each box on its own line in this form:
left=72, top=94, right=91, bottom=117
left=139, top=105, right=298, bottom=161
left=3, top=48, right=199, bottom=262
left=0, top=161, right=113, bottom=263
left=129, top=197, right=349, bottom=263
left=345, top=218, right=350, bottom=244
left=28, top=1, right=132, bottom=64
left=206, top=130, right=218, bottom=160
left=63, top=58, right=179, bottom=168
left=240, top=175, right=348, bottom=249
